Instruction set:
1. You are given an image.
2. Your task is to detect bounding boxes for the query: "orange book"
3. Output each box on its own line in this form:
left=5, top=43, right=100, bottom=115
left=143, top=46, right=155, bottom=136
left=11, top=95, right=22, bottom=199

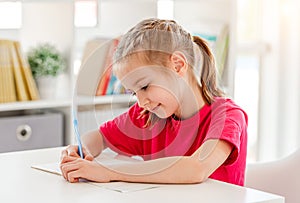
left=95, top=38, right=119, bottom=96
left=96, top=66, right=112, bottom=96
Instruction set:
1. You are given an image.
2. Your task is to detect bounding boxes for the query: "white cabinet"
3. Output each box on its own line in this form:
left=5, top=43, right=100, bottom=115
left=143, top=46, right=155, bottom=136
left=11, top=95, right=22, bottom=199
left=0, top=95, right=134, bottom=146
left=0, top=0, right=237, bottom=149
left=0, top=111, right=63, bottom=153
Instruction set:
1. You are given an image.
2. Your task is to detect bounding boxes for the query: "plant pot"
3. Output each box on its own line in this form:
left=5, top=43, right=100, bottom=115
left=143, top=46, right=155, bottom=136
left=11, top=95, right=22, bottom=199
left=36, top=76, right=57, bottom=99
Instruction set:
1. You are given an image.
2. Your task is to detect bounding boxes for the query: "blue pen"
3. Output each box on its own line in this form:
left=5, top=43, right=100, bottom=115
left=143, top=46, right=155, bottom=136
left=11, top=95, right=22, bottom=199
left=73, top=112, right=84, bottom=159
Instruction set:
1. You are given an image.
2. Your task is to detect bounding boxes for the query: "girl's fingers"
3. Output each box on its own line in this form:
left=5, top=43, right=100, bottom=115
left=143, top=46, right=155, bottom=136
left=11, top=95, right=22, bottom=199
left=60, top=145, right=80, bottom=162
left=82, top=148, right=94, bottom=160
left=60, top=149, right=69, bottom=161
left=67, top=170, right=80, bottom=183
left=60, top=155, right=93, bottom=182
left=67, top=146, right=80, bottom=157
left=60, top=154, right=77, bottom=164
left=66, top=145, right=91, bottom=159
left=85, top=154, right=94, bottom=161
left=61, top=161, right=80, bottom=181
left=60, top=157, right=80, bottom=179
left=61, top=149, right=67, bottom=157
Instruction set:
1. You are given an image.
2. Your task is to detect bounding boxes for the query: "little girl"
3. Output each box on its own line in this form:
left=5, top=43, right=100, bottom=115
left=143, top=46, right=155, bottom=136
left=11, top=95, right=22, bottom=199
left=60, top=18, right=248, bottom=186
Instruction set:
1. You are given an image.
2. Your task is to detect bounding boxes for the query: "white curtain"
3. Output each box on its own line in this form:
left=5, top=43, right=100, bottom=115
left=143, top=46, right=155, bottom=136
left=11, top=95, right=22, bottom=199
left=258, top=0, right=300, bottom=161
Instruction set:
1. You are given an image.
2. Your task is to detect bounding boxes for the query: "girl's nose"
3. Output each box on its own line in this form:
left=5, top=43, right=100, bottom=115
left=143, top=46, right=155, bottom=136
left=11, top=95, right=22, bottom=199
left=136, top=91, right=150, bottom=109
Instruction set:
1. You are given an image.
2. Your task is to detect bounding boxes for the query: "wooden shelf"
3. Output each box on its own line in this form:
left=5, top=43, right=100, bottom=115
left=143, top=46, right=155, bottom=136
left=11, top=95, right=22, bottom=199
left=0, top=94, right=136, bottom=112
left=77, top=94, right=135, bottom=106
left=0, top=99, right=71, bottom=112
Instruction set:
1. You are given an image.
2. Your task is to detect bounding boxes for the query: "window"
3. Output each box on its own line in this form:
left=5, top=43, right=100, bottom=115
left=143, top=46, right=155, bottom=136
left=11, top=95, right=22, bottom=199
left=157, top=0, right=174, bottom=20
left=235, top=0, right=261, bottom=162
left=235, top=54, right=260, bottom=162
left=0, top=1, right=22, bottom=29
left=74, top=0, right=98, bottom=27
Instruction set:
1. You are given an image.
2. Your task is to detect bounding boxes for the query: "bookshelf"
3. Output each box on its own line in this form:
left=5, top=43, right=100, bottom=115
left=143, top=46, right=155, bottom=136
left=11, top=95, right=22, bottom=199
left=0, top=0, right=237, bottom=150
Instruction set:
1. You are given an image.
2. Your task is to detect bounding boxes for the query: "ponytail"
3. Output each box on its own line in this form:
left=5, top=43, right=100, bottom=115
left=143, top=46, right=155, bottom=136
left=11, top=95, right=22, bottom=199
left=192, top=36, right=224, bottom=104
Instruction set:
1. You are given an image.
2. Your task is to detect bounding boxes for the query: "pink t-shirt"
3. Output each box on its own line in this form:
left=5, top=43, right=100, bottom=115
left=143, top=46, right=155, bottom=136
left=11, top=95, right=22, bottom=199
left=100, top=97, right=248, bottom=186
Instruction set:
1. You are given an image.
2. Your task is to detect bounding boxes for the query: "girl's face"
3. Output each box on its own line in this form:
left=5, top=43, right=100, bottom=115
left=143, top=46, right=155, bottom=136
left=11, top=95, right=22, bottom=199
left=116, top=57, right=183, bottom=119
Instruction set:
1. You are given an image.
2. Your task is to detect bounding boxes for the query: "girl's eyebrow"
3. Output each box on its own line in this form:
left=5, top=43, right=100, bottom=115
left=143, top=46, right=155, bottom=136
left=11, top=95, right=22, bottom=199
left=133, top=76, right=147, bottom=87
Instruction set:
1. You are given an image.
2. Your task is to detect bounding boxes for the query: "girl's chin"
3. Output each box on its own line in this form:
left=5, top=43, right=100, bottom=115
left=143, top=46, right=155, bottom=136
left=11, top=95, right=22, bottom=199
left=155, top=114, right=168, bottom=119
left=151, top=106, right=174, bottom=119
left=153, top=111, right=172, bottom=119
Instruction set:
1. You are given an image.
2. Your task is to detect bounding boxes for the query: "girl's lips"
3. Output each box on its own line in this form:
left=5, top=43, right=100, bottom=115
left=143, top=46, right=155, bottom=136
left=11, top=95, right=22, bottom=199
left=151, top=104, right=161, bottom=112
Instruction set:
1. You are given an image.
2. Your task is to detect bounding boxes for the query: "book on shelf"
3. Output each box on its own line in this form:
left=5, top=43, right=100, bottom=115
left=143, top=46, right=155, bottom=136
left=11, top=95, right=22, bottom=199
left=9, top=41, right=29, bottom=101
left=105, top=74, right=117, bottom=95
left=96, top=66, right=112, bottom=96
left=14, top=41, right=40, bottom=101
left=0, top=40, right=17, bottom=103
left=95, top=38, right=121, bottom=96
left=185, top=21, right=230, bottom=80
left=81, top=38, right=110, bottom=65
left=0, top=39, right=40, bottom=104
left=214, top=25, right=229, bottom=80
left=78, top=37, right=119, bottom=97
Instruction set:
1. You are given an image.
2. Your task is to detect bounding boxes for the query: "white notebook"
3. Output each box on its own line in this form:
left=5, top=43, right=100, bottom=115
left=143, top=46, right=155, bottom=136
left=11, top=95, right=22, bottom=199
left=31, top=150, right=159, bottom=193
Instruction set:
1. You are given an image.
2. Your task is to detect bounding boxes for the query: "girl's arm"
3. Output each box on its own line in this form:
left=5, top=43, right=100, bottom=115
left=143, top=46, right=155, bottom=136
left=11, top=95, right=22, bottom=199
left=61, top=139, right=232, bottom=184
left=112, top=139, right=232, bottom=183
left=82, top=129, right=106, bottom=157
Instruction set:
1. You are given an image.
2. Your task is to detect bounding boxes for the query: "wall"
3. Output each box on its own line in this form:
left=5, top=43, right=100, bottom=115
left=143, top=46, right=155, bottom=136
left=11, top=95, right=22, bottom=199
left=74, top=0, right=157, bottom=60
left=258, top=0, right=300, bottom=161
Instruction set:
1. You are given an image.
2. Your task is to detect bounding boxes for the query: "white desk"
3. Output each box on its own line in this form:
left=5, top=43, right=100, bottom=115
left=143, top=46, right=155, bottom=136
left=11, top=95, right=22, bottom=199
left=0, top=147, right=284, bottom=203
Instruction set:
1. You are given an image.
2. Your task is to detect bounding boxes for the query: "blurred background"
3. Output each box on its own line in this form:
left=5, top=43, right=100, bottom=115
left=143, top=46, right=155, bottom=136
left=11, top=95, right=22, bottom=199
left=0, top=0, right=299, bottom=163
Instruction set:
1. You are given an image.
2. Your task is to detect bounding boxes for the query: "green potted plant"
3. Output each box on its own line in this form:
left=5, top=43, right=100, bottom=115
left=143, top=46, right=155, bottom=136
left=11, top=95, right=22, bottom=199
left=27, top=43, right=66, bottom=99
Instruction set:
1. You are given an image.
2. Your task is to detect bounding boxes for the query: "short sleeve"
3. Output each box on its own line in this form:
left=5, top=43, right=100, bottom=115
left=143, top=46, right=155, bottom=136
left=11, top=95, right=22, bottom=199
left=99, top=103, right=146, bottom=156
left=203, top=99, right=247, bottom=165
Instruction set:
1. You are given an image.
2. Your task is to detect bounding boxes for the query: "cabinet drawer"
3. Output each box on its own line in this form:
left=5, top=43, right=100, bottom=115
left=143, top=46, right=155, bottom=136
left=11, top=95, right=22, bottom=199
left=0, top=112, right=63, bottom=153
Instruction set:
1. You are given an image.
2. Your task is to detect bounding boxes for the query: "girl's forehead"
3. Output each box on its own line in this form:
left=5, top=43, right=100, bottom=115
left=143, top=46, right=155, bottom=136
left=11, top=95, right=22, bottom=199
left=114, top=56, right=145, bottom=76
left=118, top=65, right=178, bottom=91
left=114, top=56, right=155, bottom=78
left=120, top=65, right=162, bottom=83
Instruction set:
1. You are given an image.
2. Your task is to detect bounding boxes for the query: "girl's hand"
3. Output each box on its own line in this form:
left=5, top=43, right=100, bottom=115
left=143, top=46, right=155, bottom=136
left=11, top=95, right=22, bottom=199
left=60, top=145, right=94, bottom=164
left=60, top=157, right=114, bottom=183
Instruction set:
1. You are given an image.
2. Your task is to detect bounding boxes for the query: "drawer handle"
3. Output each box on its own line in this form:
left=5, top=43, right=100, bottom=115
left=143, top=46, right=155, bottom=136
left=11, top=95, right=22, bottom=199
left=16, top=124, right=32, bottom=141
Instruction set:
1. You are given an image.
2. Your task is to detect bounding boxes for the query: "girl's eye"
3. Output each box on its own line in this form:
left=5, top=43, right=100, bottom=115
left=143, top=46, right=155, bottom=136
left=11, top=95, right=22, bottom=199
left=141, top=85, right=148, bottom=91
left=129, top=85, right=148, bottom=96
left=127, top=89, right=136, bottom=96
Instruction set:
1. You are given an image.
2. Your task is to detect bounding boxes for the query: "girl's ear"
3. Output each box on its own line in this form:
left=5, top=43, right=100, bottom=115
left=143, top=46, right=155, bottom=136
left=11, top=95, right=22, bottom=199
left=170, top=51, right=188, bottom=76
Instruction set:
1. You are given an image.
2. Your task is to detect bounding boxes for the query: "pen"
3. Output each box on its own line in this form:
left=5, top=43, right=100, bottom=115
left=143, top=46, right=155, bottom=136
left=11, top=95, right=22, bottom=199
left=73, top=112, right=84, bottom=159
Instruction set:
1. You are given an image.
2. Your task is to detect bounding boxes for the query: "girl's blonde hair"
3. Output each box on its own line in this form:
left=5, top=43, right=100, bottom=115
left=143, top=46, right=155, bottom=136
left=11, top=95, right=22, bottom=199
left=113, top=18, right=224, bottom=125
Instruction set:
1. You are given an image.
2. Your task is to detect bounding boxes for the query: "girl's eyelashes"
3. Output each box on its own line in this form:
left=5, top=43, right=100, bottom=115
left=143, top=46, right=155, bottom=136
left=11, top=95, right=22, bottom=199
left=127, top=89, right=136, bottom=96
left=129, top=85, right=149, bottom=96
left=141, top=85, right=148, bottom=91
